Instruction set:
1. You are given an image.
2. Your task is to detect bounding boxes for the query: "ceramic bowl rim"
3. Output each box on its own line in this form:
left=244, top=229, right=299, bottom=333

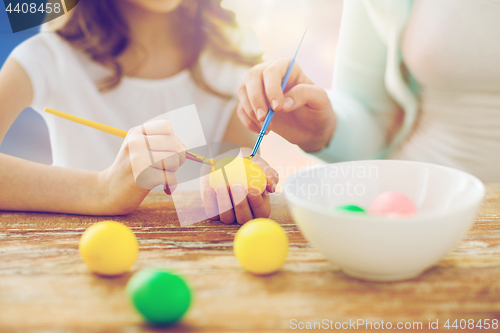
left=283, top=160, right=485, bottom=224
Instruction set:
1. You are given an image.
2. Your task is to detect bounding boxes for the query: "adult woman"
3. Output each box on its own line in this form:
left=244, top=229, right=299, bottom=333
left=237, top=0, right=500, bottom=182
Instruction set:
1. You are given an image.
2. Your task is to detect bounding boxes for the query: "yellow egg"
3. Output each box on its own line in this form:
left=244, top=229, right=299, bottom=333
left=79, top=221, right=139, bottom=276
left=234, top=218, right=289, bottom=275
left=209, top=157, right=267, bottom=194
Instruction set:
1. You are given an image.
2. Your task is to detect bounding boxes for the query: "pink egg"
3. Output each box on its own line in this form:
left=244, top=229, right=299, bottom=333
left=368, top=191, right=417, bottom=217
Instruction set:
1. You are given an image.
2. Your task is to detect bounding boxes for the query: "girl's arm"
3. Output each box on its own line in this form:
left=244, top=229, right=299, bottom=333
left=0, top=58, right=185, bottom=215
left=0, top=58, right=108, bottom=214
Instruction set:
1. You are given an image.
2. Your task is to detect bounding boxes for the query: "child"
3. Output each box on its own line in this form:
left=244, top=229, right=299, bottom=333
left=236, top=0, right=500, bottom=183
left=0, top=0, right=278, bottom=224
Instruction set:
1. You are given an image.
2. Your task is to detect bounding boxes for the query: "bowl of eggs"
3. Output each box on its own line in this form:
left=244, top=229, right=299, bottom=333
left=283, top=160, right=485, bottom=281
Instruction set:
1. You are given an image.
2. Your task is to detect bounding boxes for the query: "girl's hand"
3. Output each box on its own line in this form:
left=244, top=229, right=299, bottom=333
left=98, top=120, right=186, bottom=215
left=201, top=152, right=279, bottom=225
left=237, top=57, right=337, bottom=152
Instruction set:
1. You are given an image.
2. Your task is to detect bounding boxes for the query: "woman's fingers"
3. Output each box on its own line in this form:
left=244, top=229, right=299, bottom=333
left=237, top=105, right=261, bottom=133
left=236, top=85, right=259, bottom=123
left=243, top=64, right=269, bottom=121
left=281, top=84, right=331, bottom=112
left=260, top=58, right=306, bottom=117
left=261, top=58, right=292, bottom=116
left=247, top=189, right=271, bottom=219
left=239, top=58, right=310, bottom=126
left=236, top=91, right=262, bottom=133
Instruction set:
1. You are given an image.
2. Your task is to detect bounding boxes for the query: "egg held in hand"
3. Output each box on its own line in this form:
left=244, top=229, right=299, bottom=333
left=368, top=191, right=417, bottom=217
left=79, top=221, right=139, bottom=276
left=209, top=157, right=267, bottom=194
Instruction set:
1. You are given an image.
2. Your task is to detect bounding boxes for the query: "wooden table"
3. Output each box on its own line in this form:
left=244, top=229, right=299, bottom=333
left=1, top=185, right=500, bottom=332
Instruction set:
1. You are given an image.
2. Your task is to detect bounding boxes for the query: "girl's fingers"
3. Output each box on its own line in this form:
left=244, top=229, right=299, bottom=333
left=150, top=151, right=180, bottom=172
left=230, top=183, right=253, bottom=224
left=164, top=184, right=172, bottom=195
left=141, top=120, right=187, bottom=166
left=129, top=125, right=186, bottom=175
left=237, top=104, right=261, bottom=133
left=135, top=167, right=177, bottom=191
left=203, top=187, right=219, bottom=221
left=247, top=189, right=271, bottom=219
left=163, top=170, right=178, bottom=194
left=141, top=120, right=174, bottom=135
left=281, top=84, right=330, bottom=112
left=217, top=185, right=235, bottom=224
left=143, top=134, right=187, bottom=166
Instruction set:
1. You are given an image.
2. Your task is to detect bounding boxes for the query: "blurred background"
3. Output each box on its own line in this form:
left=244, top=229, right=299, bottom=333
left=0, top=0, right=343, bottom=190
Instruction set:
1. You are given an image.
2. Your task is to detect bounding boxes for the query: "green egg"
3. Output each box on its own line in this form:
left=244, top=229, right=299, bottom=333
left=334, top=204, right=367, bottom=214
left=126, top=269, right=192, bottom=326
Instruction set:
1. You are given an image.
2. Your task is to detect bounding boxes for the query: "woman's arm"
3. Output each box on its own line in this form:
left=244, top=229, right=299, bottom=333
left=317, top=0, right=403, bottom=162
left=236, top=0, right=403, bottom=162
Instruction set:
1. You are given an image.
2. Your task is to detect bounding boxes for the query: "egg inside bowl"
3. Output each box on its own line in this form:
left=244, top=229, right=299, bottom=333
left=283, top=160, right=485, bottom=281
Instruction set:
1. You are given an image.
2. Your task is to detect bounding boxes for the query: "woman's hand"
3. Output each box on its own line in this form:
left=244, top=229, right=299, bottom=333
left=201, top=152, right=279, bottom=225
left=237, top=57, right=337, bottom=152
left=98, top=120, right=187, bottom=215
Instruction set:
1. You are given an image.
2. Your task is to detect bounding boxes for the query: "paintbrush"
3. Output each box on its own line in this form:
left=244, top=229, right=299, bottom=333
left=249, top=28, right=308, bottom=158
left=44, top=107, right=215, bottom=166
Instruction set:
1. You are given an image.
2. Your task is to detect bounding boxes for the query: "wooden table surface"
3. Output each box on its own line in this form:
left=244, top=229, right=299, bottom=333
left=1, top=185, right=500, bottom=332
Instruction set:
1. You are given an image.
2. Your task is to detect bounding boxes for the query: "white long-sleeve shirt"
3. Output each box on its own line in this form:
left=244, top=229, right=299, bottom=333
left=313, top=0, right=500, bottom=183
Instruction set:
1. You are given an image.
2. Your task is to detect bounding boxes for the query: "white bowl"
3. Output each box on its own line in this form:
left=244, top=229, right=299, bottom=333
left=284, top=160, right=485, bottom=281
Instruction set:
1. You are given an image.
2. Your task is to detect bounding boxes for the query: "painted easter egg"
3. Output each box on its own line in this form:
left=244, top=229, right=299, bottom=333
left=79, top=221, right=138, bottom=276
left=334, top=204, right=367, bottom=214
left=234, top=218, right=289, bottom=275
left=127, top=269, right=192, bottom=326
left=209, top=156, right=267, bottom=194
left=368, top=191, right=417, bottom=217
